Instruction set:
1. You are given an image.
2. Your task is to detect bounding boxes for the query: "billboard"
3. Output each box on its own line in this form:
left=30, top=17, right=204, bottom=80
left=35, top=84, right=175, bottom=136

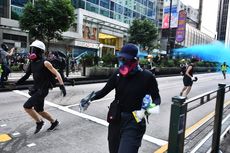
left=163, top=0, right=179, bottom=7
left=176, top=10, right=187, bottom=42
left=162, top=6, right=178, bottom=29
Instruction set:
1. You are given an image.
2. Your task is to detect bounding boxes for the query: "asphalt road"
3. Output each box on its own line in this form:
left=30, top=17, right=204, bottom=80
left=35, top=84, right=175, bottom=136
left=0, top=72, right=230, bottom=153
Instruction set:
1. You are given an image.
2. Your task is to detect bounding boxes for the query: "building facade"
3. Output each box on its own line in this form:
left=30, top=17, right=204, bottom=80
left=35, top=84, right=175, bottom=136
left=160, top=0, right=214, bottom=52
left=0, top=0, right=158, bottom=58
left=217, top=0, right=229, bottom=42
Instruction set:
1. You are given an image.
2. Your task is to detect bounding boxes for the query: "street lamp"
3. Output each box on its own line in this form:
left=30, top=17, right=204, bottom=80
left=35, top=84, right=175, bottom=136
left=167, top=0, right=173, bottom=55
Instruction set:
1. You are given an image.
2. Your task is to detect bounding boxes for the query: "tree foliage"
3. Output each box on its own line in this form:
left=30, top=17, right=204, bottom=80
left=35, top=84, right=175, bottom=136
left=19, top=0, right=75, bottom=50
left=128, top=19, right=158, bottom=50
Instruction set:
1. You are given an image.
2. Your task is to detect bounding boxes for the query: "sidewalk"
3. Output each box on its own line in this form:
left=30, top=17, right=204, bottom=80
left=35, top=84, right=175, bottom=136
left=7, top=71, right=83, bottom=81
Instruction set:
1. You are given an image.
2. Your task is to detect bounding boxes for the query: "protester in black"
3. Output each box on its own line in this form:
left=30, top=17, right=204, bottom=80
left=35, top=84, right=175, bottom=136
left=48, top=51, right=75, bottom=85
left=180, top=58, right=198, bottom=98
left=0, top=43, right=15, bottom=87
left=16, top=40, right=66, bottom=134
left=81, top=44, right=161, bottom=153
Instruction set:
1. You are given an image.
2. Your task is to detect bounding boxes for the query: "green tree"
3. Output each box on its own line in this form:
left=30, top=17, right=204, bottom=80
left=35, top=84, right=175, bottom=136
left=19, top=0, right=75, bottom=51
left=128, top=19, right=158, bottom=51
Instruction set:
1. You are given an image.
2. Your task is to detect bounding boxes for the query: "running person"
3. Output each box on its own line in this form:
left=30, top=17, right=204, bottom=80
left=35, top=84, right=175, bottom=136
left=221, top=62, right=229, bottom=79
left=180, top=58, right=198, bottom=98
left=16, top=40, right=66, bottom=134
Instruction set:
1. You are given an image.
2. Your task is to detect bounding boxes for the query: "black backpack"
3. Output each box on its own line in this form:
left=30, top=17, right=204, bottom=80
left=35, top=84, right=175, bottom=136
left=180, top=65, right=187, bottom=76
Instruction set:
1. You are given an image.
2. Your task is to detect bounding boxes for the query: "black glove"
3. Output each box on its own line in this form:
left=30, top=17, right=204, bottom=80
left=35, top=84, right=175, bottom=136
left=60, top=85, right=66, bottom=97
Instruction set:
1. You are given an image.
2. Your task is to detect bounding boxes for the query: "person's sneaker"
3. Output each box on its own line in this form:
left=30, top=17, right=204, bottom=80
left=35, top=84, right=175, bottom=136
left=34, top=120, right=44, bottom=134
left=47, top=120, right=59, bottom=131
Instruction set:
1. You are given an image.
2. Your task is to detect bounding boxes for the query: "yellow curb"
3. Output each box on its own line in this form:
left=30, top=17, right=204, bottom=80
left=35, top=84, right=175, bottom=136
left=0, top=134, right=12, bottom=142
left=154, top=100, right=230, bottom=153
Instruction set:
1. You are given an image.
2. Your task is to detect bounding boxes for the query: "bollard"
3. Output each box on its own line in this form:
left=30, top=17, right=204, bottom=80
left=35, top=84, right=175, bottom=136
left=168, top=96, right=187, bottom=153
left=211, top=84, right=226, bottom=153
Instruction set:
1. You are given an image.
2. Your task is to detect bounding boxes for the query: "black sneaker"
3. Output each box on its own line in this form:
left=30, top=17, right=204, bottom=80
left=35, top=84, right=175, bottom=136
left=34, top=120, right=44, bottom=134
left=47, top=120, right=59, bottom=131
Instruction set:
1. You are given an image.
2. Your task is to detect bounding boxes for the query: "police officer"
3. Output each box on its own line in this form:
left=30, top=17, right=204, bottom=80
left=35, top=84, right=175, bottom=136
left=80, top=44, right=161, bottom=153
left=0, top=43, right=15, bottom=87
left=16, top=40, right=66, bottom=134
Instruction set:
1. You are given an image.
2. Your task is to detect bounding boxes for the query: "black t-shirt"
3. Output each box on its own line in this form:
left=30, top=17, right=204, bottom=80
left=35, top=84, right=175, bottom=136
left=93, top=69, right=161, bottom=113
left=17, top=59, right=51, bottom=92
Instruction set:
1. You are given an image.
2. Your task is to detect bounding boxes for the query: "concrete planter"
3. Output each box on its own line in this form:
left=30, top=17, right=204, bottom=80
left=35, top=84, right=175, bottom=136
left=83, top=66, right=218, bottom=78
left=84, top=67, right=117, bottom=77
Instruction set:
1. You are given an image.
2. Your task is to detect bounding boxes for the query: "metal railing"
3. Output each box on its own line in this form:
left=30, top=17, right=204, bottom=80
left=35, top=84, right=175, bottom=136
left=168, top=83, right=229, bottom=153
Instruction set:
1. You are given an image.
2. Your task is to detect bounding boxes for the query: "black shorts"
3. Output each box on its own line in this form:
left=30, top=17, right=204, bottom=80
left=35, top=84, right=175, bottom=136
left=23, top=89, right=48, bottom=112
left=183, top=75, right=193, bottom=86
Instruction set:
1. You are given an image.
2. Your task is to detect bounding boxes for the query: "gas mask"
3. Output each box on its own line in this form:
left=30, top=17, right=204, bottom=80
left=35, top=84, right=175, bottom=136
left=118, top=57, right=138, bottom=77
left=29, top=47, right=43, bottom=61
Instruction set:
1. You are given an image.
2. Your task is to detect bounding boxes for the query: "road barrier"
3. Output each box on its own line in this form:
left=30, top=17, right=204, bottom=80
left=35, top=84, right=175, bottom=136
left=168, top=83, right=228, bottom=153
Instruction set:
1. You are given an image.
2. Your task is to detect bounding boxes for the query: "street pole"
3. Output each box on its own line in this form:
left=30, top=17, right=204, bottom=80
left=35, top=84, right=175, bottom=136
left=167, top=0, right=173, bottom=55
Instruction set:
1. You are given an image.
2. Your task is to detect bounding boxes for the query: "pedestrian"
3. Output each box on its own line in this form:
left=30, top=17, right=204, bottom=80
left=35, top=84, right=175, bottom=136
left=180, top=58, right=198, bottom=98
left=221, top=62, right=229, bottom=79
left=0, top=43, right=16, bottom=87
left=16, top=40, right=66, bottom=134
left=80, top=43, right=161, bottom=153
left=48, top=51, right=75, bottom=85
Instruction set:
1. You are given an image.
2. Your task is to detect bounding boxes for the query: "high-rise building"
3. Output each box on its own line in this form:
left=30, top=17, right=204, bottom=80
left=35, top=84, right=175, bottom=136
left=217, top=0, right=229, bottom=42
left=73, top=0, right=157, bottom=58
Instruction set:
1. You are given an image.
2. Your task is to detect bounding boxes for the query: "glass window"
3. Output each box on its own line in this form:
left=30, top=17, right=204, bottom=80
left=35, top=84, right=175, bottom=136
left=100, top=8, right=110, bottom=17
left=100, top=0, right=110, bottom=9
left=115, top=12, right=123, bottom=22
left=114, top=3, right=123, bottom=14
left=86, top=2, right=99, bottom=13
left=124, top=7, right=132, bottom=17
left=87, top=0, right=99, bottom=5
left=143, top=0, right=147, bottom=6
left=75, top=0, right=85, bottom=9
left=124, top=16, right=131, bottom=24
left=147, top=8, right=153, bottom=17
left=148, top=0, right=153, bottom=9
left=110, top=1, right=114, bottom=10
left=11, top=0, right=28, bottom=7
left=133, top=11, right=140, bottom=18
left=110, top=11, right=115, bottom=19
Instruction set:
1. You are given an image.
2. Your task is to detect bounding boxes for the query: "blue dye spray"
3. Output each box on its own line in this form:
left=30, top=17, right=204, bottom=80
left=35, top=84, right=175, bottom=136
left=173, top=41, right=230, bottom=73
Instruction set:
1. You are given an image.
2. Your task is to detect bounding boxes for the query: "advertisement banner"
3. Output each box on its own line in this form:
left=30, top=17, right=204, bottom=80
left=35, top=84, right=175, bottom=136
left=163, top=0, right=179, bottom=7
left=162, top=6, right=178, bottom=29
left=176, top=10, right=187, bottom=42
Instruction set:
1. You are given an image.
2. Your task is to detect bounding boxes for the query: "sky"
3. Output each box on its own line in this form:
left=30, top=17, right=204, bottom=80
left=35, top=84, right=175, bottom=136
left=180, top=0, right=219, bottom=38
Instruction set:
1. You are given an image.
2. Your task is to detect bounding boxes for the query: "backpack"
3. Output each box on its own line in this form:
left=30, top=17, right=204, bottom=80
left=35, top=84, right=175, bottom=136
left=180, top=65, right=187, bottom=76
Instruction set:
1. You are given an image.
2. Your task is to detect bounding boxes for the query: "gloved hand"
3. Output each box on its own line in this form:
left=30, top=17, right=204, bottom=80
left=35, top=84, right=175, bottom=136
left=60, top=85, right=66, bottom=97
left=79, top=91, right=95, bottom=112
left=192, top=77, right=198, bottom=82
left=146, top=104, right=160, bottom=114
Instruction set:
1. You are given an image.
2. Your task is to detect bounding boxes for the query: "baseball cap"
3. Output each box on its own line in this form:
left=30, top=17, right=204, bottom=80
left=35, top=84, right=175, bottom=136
left=118, top=43, right=138, bottom=59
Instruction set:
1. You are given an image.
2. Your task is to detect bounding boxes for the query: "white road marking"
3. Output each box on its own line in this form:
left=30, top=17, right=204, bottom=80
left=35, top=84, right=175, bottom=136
left=66, top=97, right=114, bottom=108
left=0, top=124, right=7, bottom=127
left=12, top=132, right=20, bottom=136
left=13, top=90, right=168, bottom=146
left=27, top=143, right=36, bottom=147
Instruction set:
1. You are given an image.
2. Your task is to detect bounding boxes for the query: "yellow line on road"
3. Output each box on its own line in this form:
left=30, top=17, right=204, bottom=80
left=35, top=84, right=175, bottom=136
left=0, top=134, right=12, bottom=142
left=154, top=100, right=230, bottom=153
